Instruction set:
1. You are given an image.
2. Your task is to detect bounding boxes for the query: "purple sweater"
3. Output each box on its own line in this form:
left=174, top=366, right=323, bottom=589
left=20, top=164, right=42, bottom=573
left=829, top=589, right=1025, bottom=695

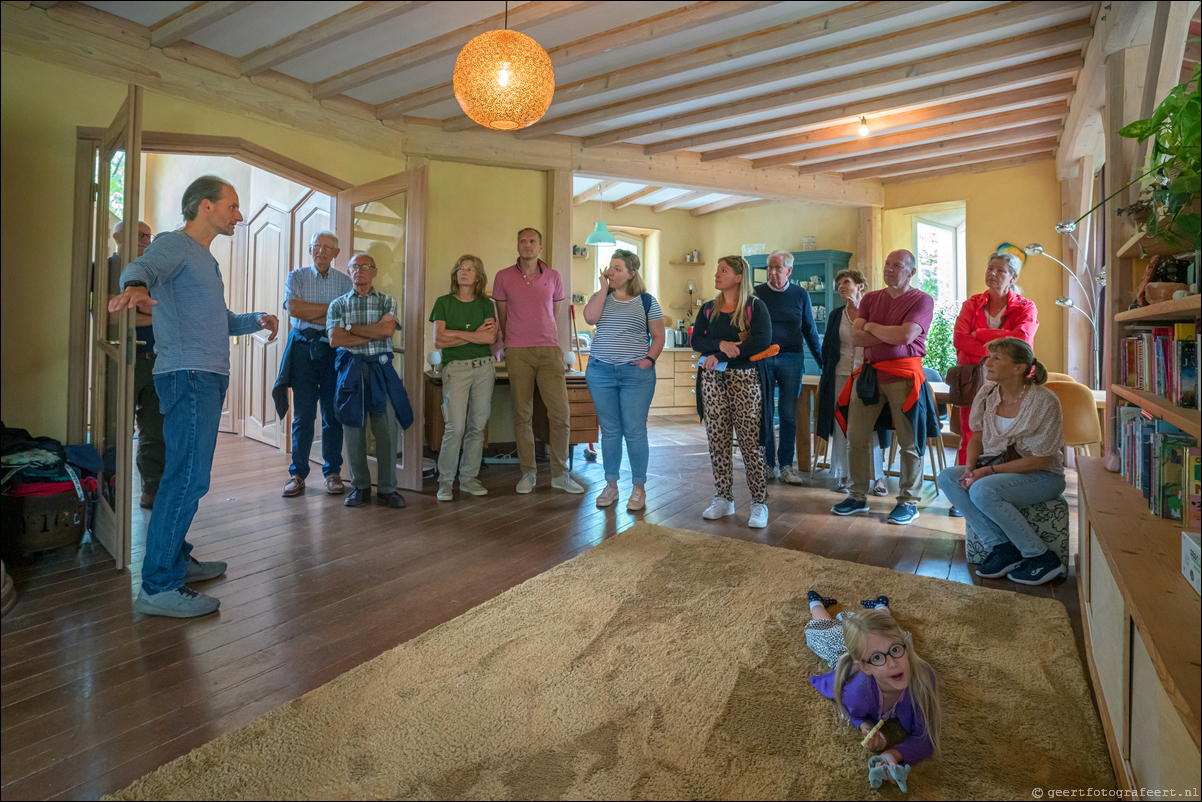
left=810, top=669, right=935, bottom=765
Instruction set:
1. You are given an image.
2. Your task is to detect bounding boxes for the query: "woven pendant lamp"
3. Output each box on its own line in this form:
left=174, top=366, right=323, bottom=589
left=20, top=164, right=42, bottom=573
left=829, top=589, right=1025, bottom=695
left=453, top=28, right=555, bottom=130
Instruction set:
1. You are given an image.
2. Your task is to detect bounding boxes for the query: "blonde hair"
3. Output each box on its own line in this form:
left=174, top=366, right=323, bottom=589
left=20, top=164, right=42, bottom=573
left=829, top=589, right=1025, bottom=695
left=611, top=249, right=646, bottom=296
left=450, top=254, right=487, bottom=299
left=986, top=336, right=1047, bottom=385
left=712, top=255, right=753, bottom=332
left=833, top=609, right=942, bottom=757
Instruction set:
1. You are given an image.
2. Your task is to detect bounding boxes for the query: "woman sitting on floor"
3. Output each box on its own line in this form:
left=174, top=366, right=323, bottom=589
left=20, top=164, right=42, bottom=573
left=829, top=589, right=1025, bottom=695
left=804, top=593, right=941, bottom=782
left=937, top=337, right=1066, bottom=585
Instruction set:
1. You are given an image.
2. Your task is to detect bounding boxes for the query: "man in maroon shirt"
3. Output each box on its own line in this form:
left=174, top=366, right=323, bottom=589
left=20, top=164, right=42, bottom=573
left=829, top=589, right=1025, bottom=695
left=832, top=249, right=934, bottom=525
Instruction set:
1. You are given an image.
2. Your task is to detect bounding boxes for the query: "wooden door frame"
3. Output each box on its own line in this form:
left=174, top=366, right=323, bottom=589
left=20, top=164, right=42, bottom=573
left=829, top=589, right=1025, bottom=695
left=335, top=166, right=428, bottom=492
left=68, top=131, right=353, bottom=444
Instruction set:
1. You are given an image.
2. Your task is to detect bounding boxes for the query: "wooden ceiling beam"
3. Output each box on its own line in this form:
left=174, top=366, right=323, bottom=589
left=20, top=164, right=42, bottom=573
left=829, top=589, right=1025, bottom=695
left=644, top=53, right=1081, bottom=156
left=241, top=1, right=431, bottom=76
left=514, top=1, right=1091, bottom=139
left=581, top=21, right=1091, bottom=148
left=794, top=120, right=1064, bottom=176
left=690, top=196, right=768, bottom=216
left=375, top=0, right=778, bottom=119
left=441, top=0, right=942, bottom=131
left=881, top=152, right=1056, bottom=184
left=611, top=185, right=664, bottom=209
left=652, top=190, right=711, bottom=213
left=150, top=1, right=254, bottom=49
left=751, top=101, right=1068, bottom=170
left=698, top=78, right=1075, bottom=163
left=572, top=180, right=621, bottom=206
left=313, top=0, right=598, bottom=100
left=45, top=1, right=151, bottom=48
left=840, top=138, right=1058, bottom=181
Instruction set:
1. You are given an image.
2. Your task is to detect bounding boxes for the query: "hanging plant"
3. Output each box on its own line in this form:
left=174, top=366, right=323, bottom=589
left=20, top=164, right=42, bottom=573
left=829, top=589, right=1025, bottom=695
left=1118, top=54, right=1201, bottom=251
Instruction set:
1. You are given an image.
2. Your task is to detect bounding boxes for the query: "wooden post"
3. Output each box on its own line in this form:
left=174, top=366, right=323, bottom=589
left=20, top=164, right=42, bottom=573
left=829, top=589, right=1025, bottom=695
left=1061, top=154, right=1095, bottom=386
left=547, top=169, right=572, bottom=351
left=1102, top=45, right=1148, bottom=455
left=857, top=206, right=883, bottom=289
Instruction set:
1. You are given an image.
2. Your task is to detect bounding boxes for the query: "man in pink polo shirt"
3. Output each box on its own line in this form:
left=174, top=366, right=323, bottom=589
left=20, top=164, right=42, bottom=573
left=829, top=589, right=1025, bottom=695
left=493, top=227, right=585, bottom=495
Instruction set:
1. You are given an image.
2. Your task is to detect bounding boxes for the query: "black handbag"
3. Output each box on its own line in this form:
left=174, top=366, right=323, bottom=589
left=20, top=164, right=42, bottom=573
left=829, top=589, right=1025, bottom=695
left=975, top=444, right=1022, bottom=469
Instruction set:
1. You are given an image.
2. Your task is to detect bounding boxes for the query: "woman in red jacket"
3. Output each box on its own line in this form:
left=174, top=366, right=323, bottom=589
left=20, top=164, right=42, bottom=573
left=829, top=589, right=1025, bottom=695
left=952, top=253, right=1039, bottom=472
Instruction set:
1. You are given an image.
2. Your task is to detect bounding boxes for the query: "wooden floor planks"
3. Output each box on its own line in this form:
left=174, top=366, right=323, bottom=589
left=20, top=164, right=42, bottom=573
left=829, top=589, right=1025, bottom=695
left=1, top=429, right=1084, bottom=800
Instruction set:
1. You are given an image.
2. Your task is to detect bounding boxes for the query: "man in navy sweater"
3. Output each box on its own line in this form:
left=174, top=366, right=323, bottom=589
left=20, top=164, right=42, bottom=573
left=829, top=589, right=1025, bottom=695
left=753, top=250, right=824, bottom=484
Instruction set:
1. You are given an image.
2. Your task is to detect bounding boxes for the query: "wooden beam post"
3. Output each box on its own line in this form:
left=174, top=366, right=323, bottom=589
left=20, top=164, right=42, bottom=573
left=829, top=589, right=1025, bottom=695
left=150, top=1, right=254, bottom=48
left=858, top=206, right=883, bottom=289
left=547, top=170, right=573, bottom=350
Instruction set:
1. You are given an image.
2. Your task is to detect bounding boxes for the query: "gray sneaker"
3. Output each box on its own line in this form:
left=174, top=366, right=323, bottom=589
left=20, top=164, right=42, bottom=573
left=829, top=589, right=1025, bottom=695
left=516, top=472, right=537, bottom=494
left=551, top=473, right=585, bottom=494
left=184, top=557, right=227, bottom=583
left=459, top=477, right=488, bottom=496
left=437, top=482, right=453, bottom=501
left=779, top=465, right=805, bottom=485
left=133, top=585, right=220, bottom=618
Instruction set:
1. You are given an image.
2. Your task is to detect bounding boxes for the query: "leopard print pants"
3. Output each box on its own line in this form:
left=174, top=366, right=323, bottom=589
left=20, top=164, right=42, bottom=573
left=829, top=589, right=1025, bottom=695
left=701, top=368, right=768, bottom=504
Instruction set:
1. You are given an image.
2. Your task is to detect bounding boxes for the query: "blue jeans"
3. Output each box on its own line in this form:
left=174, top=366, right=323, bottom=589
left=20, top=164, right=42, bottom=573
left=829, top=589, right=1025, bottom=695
left=288, top=336, right=343, bottom=479
left=938, top=466, right=1066, bottom=558
left=142, top=370, right=228, bottom=594
left=585, top=359, right=657, bottom=485
left=764, top=351, right=803, bottom=470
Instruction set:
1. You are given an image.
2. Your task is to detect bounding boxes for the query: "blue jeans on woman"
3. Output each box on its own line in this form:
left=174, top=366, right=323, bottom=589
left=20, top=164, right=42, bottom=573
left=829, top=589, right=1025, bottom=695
left=142, top=370, right=228, bottom=594
left=938, top=466, right=1066, bottom=557
left=585, top=359, right=657, bottom=485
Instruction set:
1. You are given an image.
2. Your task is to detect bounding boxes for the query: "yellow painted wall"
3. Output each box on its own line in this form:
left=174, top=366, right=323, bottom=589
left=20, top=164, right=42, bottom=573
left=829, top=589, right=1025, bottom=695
left=883, top=159, right=1067, bottom=372
left=0, top=50, right=405, bottom=441
left=705, top=201, right=863, bottom=278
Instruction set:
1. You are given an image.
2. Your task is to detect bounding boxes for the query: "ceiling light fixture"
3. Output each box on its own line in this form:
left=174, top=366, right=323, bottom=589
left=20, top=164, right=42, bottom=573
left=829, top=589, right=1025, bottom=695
left=584, top=191, right=615, bottom=247
left=453, top=2, right=555, bottom=130
left=859, top=116, right=869, bottom=137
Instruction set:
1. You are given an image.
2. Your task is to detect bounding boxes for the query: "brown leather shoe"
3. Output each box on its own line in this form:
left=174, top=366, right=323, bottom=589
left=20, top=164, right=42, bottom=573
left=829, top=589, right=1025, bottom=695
left=325, top=475, right=345, bottom=495
left=140, top=492, right=155, bottom=510
left=376, top=491, right=406, bottom=508
left=282, top=476, right=305, bottom=497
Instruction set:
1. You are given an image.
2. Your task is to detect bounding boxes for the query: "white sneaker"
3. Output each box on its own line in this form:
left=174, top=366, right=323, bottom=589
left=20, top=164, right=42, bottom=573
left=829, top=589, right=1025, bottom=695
left=779, top=466, right=805, bottom=485
left=702, top=496, right=736, bottom=520
left=516, top=472, right=537, bottom=494
left=596, top=484, right=619, bottom=508
left=749, top=502, right=768, bottom=529
left=436, top=482, right=453, bottom=501
left=459, top=477, right=488, bottom=496
left=551, top=473, right=585, bottom=494
left=766, top=466, right=780, bottom=479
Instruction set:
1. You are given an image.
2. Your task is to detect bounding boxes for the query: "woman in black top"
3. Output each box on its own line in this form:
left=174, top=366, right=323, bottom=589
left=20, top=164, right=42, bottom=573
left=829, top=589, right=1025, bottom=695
left=690, top=255, right=773, bottom=529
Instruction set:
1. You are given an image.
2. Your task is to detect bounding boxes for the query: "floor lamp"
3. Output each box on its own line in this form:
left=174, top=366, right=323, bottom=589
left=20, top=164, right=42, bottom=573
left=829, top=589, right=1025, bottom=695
left=1025, top=242, right=1101, bottom=390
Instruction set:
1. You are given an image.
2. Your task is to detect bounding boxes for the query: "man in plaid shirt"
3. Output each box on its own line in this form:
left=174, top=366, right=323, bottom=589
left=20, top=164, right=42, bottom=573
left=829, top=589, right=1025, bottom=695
left=327, top=253, right=409, bottom=509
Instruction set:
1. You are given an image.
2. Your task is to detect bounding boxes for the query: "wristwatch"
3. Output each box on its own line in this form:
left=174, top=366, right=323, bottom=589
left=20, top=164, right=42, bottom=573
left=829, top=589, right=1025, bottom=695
left=123, top=280, right=147, bottom=289
left=347, top=324, right=353, bottom=335
left=647, top=355, right=656, bottom=365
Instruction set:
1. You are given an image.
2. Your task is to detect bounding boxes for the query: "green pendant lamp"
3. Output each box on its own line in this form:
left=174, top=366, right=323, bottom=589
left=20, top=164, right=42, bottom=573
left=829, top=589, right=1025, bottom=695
left=584, top=194, right=616, bottom=246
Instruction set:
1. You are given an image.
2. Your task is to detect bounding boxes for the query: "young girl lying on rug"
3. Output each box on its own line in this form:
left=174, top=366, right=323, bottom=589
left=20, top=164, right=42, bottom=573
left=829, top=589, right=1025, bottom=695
left=804, top=592, right=942, bottom=785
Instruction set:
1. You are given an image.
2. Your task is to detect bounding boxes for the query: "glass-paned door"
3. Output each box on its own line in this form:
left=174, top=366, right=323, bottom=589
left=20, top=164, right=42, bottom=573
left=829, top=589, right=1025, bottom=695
left=334, top=167, right=427, bottom=491
left=89, top=85, right=142, bottom=569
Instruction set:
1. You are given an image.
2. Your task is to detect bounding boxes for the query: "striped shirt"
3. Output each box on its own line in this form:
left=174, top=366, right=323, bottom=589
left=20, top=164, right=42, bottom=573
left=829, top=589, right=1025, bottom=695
left=589, top=293, right=663, bottom=365
left=326, top=289, right=398, bottom=357
left=283, top=265, right=353, bottom=334
left=120, top=230, right=262, bottom=376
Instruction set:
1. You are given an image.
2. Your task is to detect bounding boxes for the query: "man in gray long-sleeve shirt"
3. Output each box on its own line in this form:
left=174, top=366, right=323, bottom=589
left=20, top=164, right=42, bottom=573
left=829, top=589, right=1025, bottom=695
left=110, top=175, right=278, bottom=619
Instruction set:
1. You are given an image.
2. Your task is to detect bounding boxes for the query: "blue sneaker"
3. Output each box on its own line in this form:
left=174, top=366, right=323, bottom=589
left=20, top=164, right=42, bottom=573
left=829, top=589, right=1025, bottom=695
left=831, top=497, right=869, bottom=516
left=886, top=503, right=918, bottom=525
left=974, top=542, right=1023, bottom=578
left=1007, top=550, right=1065, bottom=585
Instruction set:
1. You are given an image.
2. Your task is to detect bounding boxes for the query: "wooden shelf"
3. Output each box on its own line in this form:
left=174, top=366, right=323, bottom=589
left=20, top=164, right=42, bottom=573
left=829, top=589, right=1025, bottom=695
left=669, top=261, right=705, bottom=266
left=1118, top=227, right=1194, bottom=259
left=1077, top=457, right=1201, bottom=749
left=1114, top=294, right=1201, bottom=322
left=1111, top=384, right=1202, bottom=440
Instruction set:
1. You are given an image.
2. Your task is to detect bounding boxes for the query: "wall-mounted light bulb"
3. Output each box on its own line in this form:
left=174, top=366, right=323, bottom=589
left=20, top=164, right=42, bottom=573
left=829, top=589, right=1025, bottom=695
left=859, top=116, right=869, bottom=137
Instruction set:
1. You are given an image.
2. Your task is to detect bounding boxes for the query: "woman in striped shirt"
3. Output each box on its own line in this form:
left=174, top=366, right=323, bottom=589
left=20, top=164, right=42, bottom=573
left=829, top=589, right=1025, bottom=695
left=583, top=250, right=666, bottom=512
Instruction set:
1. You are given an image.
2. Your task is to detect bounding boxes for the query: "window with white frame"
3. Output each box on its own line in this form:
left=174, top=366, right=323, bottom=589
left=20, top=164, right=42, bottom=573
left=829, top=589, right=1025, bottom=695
left=594, top=232, right=643, bottom=292
left=912, top=217, right=965, bottom=303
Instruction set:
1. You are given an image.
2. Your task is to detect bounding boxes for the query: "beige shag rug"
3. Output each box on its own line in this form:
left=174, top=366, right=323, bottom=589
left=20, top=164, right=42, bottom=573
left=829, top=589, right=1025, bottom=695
left=108, top=523, right=1114, bottom=800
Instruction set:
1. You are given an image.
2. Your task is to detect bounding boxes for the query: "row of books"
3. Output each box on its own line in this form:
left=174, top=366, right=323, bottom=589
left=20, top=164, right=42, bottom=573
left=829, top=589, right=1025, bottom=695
left=1119, top=322, right=1198, bottom=409
left=1115, top=405, right=1201, bottom=530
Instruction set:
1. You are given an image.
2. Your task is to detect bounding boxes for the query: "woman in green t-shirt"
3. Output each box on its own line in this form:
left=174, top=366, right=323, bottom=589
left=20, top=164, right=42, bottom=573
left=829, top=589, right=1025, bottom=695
left=430, top=255, right=500, bottom=501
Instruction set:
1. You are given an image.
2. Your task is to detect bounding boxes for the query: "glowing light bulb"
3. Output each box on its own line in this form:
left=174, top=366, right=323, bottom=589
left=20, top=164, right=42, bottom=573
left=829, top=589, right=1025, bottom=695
left=859, top=116, right=869, bottom=137
left=497, top=62, right=511, bottom=87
